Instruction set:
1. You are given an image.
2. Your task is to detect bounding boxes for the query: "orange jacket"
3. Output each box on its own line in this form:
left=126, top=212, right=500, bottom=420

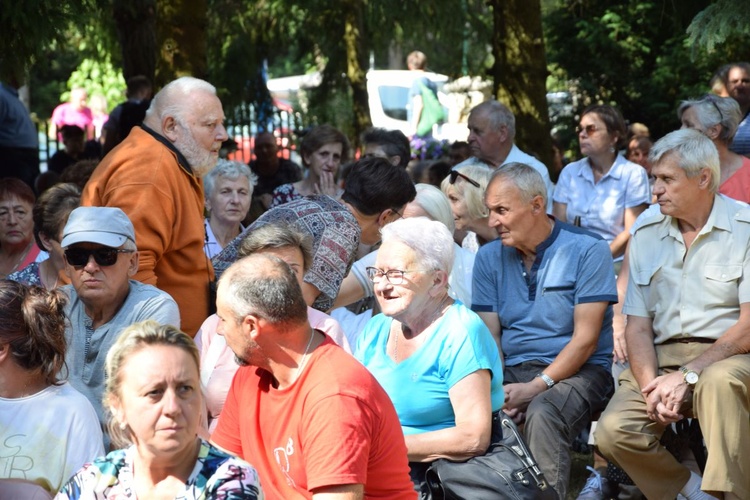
left=82, top=125, right=213, bottom=336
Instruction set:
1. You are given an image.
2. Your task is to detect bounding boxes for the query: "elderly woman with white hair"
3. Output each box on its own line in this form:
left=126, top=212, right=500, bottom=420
left=678, top=94, right=750, bottom=202
left=331, top=184, right=476, bottom=346
left=354, top=217, right=503, bottom=497
left=440, top=161, right=496, bottom=252
left=203, top=159, right=256, bottom=258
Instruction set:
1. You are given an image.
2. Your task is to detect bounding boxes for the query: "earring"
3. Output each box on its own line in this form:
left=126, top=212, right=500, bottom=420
left=119, top=421, right=127, bottom=430
left=609, top=145, right=616, bottom=153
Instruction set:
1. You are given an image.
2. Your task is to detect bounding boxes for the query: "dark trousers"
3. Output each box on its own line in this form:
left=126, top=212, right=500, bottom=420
left=505, top=361, right=614, bottom=499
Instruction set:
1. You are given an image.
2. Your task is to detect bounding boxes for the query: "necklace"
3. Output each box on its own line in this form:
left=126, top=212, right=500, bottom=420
left=295, top=329, right=316, bottom=380
left=1, top=239, right=33, bottom=277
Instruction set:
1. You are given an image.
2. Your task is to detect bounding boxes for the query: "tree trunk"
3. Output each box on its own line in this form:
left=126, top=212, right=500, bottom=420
left=491, top=0, right=553, bottom=177
left=342, top=0, right=371, bottom=149
left=154, top=0, right=208, bottom=88
left=113, top=0, right=157, bottom=83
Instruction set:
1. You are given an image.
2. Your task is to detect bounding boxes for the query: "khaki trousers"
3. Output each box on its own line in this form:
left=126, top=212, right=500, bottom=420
left=596, top=343, right=750, bottom=500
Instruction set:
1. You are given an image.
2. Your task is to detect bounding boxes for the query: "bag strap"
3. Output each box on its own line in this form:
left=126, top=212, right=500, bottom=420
left=494, top=411, right=551, bottom=491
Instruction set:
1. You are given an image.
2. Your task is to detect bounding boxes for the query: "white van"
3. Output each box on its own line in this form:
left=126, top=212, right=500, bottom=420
left=267, top=70, right=470, bottom=142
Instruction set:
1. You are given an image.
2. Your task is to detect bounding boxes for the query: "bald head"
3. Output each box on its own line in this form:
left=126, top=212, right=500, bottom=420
left=144, top=76, right=218, bottom=127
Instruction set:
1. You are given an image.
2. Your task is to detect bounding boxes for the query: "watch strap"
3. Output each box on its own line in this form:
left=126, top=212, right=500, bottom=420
left=537, top=373, right=555, bottom=388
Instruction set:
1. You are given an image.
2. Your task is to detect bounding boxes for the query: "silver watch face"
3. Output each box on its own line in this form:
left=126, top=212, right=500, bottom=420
left=685, top=371, right=699, bottom=385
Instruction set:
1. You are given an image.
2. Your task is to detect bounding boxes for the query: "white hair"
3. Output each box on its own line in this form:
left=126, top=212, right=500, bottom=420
left=649, top=128, right=720, bottom=193
left=413, top=184, right=455, bottom=233
left=145, top=76, right=217, bottom=125
left=203, top=159, right=257, bottom=199
left=380, top=217, right=454, bottom=275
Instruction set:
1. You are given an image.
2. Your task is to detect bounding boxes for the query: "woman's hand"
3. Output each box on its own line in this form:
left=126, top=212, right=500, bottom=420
left=314, top=171, right=338, bottom=198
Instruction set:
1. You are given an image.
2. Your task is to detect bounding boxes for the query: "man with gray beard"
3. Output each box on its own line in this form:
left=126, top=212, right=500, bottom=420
left=82, top=76, right=228, bottom=336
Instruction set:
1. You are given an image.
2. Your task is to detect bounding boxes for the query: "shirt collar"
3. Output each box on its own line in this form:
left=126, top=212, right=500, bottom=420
left=661, top=194, right=731, bottom=240
left=139, top=123, right=194, bottom=176
left=578, top=154, right=628, bottom=182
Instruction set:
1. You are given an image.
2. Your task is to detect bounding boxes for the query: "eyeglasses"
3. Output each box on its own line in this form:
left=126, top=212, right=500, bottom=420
left=366, top=267, right=430, bottom=285
left=576, top=124, right=599, bottom=136
left=64, top=247, right=134, bottom=267
left=0, top=208, right=30, bottom=222
left=449, top=170, right=481, bottom=188
left=391, top=208, right=403, bottom=220
left=701, top=94, right=724, bottom=124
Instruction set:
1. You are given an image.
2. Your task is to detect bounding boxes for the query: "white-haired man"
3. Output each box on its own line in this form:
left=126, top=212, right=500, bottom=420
left=466, top=100, right=554, bottom=211
left=597, top=129, right=750, bottom=500
left=82, top=76, right=228, bottom=336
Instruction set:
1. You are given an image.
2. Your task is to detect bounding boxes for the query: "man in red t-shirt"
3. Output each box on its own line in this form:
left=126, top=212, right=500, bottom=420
left=212, top=254, right=416, bottom=500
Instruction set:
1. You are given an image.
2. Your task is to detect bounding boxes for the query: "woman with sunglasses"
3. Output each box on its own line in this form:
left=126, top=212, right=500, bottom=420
left=354, top=217, right=503, bottom=498
left=553, top=105, right=650, bottom=263
left=678, top=94, right=750, bottom=202
left=440, top=162, right=496, bottom=252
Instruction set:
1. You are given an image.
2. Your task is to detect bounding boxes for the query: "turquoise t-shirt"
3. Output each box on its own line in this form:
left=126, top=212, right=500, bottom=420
left=355, top=302, right=504, bottom=435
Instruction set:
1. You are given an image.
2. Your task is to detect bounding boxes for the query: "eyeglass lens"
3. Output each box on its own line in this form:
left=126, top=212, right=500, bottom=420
left=449, top=170, right=481, bottom=188
left=65, top=247, right=121, bottom=267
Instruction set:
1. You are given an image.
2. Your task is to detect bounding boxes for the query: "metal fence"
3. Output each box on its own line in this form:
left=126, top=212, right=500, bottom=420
left=36, top=103, right=311, bottom=170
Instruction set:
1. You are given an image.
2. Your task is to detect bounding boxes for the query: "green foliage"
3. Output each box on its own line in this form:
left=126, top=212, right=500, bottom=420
left=66, top=55, right=127, bottom=113
left=543, top=0, right=750, bottom=153
left=0, top=0, right=95, bottom=81
left=687, top=0, right=750, bottom=56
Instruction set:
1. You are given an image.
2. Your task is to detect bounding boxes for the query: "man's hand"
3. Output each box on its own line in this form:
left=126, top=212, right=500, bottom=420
left=502, top=380, right=546, bottom=415
left=641, top=371, right=691, bottom=424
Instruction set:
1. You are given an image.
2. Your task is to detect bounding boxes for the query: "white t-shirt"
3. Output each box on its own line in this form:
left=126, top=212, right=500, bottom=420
left=0, top=382, right=104, bottom=493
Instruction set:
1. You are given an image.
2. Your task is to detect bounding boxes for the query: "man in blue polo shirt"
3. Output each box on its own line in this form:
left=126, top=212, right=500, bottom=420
left=472, top=162, right=617, bottom=500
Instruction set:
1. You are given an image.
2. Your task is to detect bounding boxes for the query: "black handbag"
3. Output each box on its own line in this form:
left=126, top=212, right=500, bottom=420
left=424, top=410, right=557, bottom=500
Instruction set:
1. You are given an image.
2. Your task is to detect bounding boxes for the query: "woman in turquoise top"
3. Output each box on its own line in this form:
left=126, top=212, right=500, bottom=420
left=355, top=216, right=503, bottom=497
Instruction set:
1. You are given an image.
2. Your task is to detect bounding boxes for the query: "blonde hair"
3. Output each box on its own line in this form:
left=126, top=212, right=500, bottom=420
left=104, top=320, right=199, bottom=449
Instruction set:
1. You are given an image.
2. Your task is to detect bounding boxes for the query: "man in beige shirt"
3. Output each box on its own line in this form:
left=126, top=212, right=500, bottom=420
left=596, top=128, right=750, bottom=500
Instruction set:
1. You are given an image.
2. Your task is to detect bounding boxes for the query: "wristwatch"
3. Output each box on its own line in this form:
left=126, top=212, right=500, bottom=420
left=536, top=373, right=555, bottom=389
left=679, top=366, right=699, bottom=386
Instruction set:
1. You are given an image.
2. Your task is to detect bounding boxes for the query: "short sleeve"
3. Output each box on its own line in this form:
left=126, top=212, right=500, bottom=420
left=622, top=232, right=652, bottom=318
left=574, top=239, right=618, bottom=305
left=553, top=163, right=574, bottom=204
left=210, top=370, right=245, bottom=456
left=203, top=456, right=263, bottom=499
left=624, top=165, right=651, bottom=208
left=300, top=395, right=373, bottom=491
left=471, top=244, right=499, bottom=313
left=439, top=314, right=495, bottom=389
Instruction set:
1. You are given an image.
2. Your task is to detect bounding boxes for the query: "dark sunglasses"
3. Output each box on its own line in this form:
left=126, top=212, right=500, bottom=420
left=449, top=170, right=481, bottom=188
left=64, top=247, right=134, bottom=267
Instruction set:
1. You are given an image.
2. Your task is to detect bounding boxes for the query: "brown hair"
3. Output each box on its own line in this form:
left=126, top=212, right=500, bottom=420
left=0, top=281, right=67, bottom=386
left=299, top=124, right=350, bottom=168
left=33, top=182, right=81, bottom=251
left=581, top=104, right=628, bottom=149
left=0, top=177, right=35, bottom=205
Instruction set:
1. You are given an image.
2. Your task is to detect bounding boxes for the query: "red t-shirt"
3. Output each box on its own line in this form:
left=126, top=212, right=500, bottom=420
left=211, top=337, right=416, bottom=500
left=720, top=156, right=750, bottom=204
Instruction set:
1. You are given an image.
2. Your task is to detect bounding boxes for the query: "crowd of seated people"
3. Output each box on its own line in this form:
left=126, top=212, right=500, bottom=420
left=2, top=61, right=750, bottom=500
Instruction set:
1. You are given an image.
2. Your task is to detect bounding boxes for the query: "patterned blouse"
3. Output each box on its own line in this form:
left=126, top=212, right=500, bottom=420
left=55, top=439, right=263, bottom=499
left=212, top=195, right=360, bottom=312
left=269, top=183, right=302, bottom=208
left=7, top=261, right=43, bottom=286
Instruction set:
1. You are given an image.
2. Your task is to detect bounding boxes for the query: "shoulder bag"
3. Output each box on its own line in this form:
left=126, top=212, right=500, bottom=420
left=424, top=410, right=557, bottom=500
